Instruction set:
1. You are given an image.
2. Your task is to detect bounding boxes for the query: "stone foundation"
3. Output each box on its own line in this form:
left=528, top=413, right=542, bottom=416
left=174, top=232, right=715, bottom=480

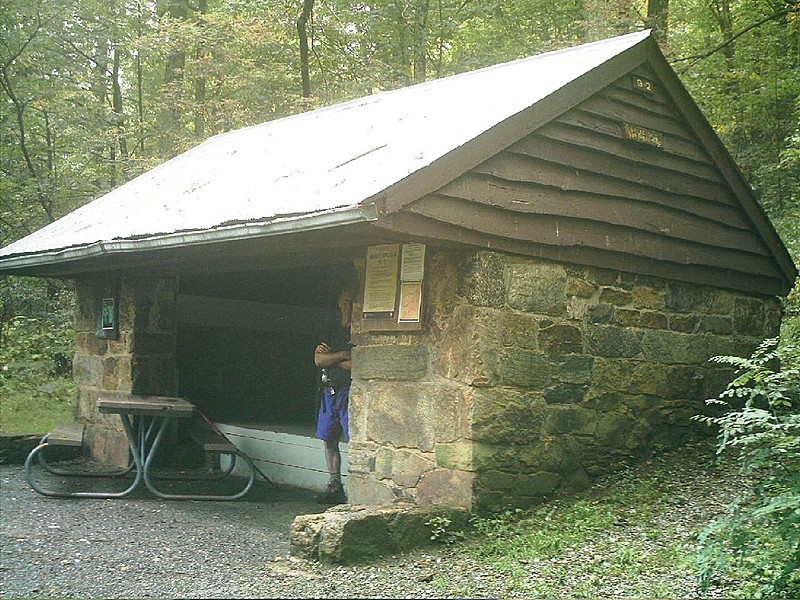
left=348, top=249, right=781, bottom=511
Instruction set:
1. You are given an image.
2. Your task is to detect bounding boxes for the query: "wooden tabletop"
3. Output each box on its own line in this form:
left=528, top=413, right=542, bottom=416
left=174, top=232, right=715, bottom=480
left=97, top=395, right=196, bottom=418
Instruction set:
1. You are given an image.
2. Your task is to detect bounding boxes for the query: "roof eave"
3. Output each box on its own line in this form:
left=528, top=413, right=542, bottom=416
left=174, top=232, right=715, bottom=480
left=0, top=204, right=379, bottom=277
left=646, top=44, right=798, bottom=295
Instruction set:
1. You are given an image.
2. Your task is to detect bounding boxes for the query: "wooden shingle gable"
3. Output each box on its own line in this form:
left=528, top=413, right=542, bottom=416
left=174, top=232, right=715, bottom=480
left=374, top=41, right=795, bottom=296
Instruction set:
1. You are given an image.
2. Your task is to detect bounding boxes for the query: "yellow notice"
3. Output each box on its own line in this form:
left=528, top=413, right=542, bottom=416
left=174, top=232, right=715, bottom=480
left=363, top=244, right=400, bottom=317
left=398, top=281, right=423, bottom=322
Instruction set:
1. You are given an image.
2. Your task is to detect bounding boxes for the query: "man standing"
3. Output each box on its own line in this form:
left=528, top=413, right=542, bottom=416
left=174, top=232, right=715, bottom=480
left=313, top=285, right=353, bottom=504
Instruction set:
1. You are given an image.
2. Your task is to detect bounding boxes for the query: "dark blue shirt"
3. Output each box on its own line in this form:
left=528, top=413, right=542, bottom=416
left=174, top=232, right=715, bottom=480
left=320, top=323, right=352, bottom=390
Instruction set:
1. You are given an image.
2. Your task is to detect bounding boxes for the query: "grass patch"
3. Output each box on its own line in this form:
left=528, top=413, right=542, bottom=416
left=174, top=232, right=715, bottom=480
left=464, top=443, right=750, bottom=598
left=0, top=373, right=75, bottom=435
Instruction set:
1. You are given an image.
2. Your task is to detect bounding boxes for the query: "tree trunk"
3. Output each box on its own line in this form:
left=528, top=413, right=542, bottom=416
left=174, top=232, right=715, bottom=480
left=157, top=0, right=188, bottom=157
left=0, top=67, right=54, bottom=222
left=136, top=0, right=145, bottom=154
left=646, top=0, right=669, bottom=44
left=194, top=0, right=208, bottom=139
left=111, top=43, right=128, bottom=187
left=297, top=0, right=314, bottom=99
left=412, top=0, right=430, bottom=83
left=709, top=0, right=735, bottom=70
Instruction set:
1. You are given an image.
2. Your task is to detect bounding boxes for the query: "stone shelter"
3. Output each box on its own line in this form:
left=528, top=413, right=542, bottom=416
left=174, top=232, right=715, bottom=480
left=0, top=31, right=795, bottom=512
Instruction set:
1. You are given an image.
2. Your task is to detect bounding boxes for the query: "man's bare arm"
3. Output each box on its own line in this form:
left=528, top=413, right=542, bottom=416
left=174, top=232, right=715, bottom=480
left=315, top=343, right=351, bottom=368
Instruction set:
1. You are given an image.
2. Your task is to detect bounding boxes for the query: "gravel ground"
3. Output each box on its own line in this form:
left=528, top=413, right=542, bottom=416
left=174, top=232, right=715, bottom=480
left=1, top=445, right=746, bottom=599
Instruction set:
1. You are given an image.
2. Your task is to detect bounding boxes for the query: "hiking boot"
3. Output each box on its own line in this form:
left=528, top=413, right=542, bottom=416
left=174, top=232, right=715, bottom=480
left=315, top=480, right=347, bottom=504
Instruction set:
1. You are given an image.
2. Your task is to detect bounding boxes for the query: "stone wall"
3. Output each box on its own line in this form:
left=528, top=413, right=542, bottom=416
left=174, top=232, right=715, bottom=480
left=73, top=276, right=178, bottom=465
left=347, top=249, right=781, bottom=512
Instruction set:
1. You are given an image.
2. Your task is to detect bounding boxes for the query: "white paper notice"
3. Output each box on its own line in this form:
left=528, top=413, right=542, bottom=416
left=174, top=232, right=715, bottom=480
left=400, top=243, right=426, bottom=282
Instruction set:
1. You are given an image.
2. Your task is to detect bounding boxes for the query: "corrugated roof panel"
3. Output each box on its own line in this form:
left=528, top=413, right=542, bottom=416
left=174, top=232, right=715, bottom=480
left=0, top=31, right=650, bottom=262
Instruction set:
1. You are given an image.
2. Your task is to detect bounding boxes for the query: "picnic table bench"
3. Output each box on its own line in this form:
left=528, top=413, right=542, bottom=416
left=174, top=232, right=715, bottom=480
left=25, top=395, right=255, bottom=501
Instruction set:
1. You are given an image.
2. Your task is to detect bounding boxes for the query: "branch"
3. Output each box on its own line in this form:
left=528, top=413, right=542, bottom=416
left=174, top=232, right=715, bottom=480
left=670, top=8, right=792, bottom=65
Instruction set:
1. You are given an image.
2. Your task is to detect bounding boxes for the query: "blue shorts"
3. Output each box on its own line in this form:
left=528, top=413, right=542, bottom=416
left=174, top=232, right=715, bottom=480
left=316, top=387, right=350, bottom=442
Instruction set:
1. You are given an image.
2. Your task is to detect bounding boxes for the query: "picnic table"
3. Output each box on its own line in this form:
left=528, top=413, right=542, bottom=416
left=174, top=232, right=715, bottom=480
left=25, top=395, right=255, bottom=501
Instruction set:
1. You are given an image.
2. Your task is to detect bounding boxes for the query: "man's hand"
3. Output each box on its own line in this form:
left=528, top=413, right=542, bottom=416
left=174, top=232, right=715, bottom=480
left=315, top=342, right=351, bottom=368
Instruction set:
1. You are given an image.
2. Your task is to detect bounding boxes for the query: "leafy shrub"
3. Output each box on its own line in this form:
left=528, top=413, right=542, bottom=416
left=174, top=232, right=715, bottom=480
left=695, top=337, right=800, bottom=598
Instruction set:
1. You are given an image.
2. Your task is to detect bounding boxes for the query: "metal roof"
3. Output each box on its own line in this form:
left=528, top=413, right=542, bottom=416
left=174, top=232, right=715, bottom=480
left=0, top=31, right=651, bottom=271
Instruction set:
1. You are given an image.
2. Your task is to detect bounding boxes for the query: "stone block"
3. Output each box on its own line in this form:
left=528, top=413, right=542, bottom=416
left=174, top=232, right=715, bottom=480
left=435, top=441, right=473, bottom=471
left=472, top=388, right=546, bottom=443
left=433, top=306, right=499, bottom=386
left=75, top=388, right=98, bottom=422
left=352, top=344, right=429, bottom=381
left=584, top=390, right=624, bottom=411
left=733, top=297, right=766, bottom=337
left=633, top=285, right=665, bottom=310
left=599, top=288, right=632, bottom=306
left=587, top=304, right=616, bottom=324
left=500, top=350, right=551, bottom=389
left=416, top=469, right=474, bottom=508
left=75, top=333, right=108, bottom=356
left=374, top=447, right=393, bottom=479
left=594, top=413, right=640, bottom=448
left=566, top=276, right=597, bottom=298
left=517, top=436, right=583, bottom=472
left=389, top=449, right=436, bottom=488
left=544, top=383, right=587, bottom=404
left=518, top=472, right=562, bottom=496
left=458, top=251, right=507, bottom=307
left=488, top=310, right=539, bottom=350
left=697, top=316, right=733, bottom=335
left=703, top=367, right=736, bottom=400
left=74, top=284, right=97, bottom=333
left=507, top=262, right=567, bottom=315
left=479, top=470, right=516, bottom=490
left=665, top=366, right=703, bottom=399
left=539, top=324, right=583, bottom=354
left=85, top=426, right=129, bottom=468
left=616, top=309, right=668, bottom=330
left=593, top=361, right=667, bottom=396
left=669, top=315, right=699, bottom=333
left=550, top=354, right=594, bottom=384
left=362, top=381, right=462, bottom=452
left=641, top=330, right=708, bottom=364
left=348, top=474, right=397, bottom=506
left=708, top=289, right=734, bottom=315
left=544, top=406, right=596, bottom=435
left=666, top=282, right=710, bottom=313
left=73, top=354, right=104, bottom=388
left=585, top=325, right=642, bottom=358
left=766, top=308, right=782, bottom=337
left=345, top=441, right=377, bottom=475
left=102, top=357, right=123, bottom=390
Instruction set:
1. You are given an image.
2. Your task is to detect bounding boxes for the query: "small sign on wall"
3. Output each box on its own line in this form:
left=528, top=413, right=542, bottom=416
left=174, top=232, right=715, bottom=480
left=363, top=243, right=400, bottom=319
left=398, top=243, right=426, bottom=323
left=95, top=286, right=119, bottom=340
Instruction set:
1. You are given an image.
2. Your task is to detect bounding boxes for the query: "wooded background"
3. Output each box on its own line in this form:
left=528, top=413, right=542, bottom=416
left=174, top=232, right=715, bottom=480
left=1, top=0, right=798, bottom=335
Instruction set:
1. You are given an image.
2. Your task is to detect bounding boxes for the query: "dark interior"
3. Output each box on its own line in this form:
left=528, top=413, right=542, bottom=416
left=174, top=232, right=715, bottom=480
left=175, top=265, right=344, bottom=426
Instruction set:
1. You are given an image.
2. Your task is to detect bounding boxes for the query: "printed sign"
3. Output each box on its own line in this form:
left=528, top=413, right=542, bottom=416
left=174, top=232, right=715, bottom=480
left=400, top=243, right=426, bottom=282
left=363, top=244, right=400, bottom=318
